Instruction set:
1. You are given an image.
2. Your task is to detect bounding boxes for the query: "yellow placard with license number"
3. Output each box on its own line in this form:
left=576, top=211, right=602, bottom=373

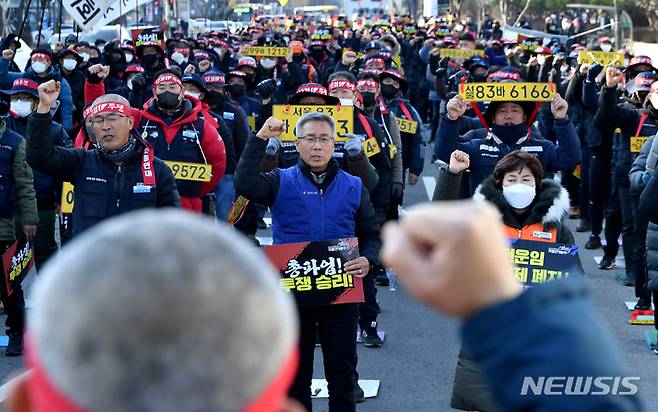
left=388, top=144, right=397, bottom=159
left=577, top=51, right=624, bottom=67
left=247, top=115, right=256, bottom=132
left=272, top=105, right=354, bottom=142
left=396, top=117, right=418, bottom=134
left=61, top=182, right=75, bottom=214
left=631, top=136, right=650, bottom=153
left=164, top=161, right=212, bottom=182
left=240, top=46, right=289, bottom=57
left=459, top=82, right=556, bottom=102
left=439, top=48, right=484, bottom=59
left=362, top=136, right=381, bottom=157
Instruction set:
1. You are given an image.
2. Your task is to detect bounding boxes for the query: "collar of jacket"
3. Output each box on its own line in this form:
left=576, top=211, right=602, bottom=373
left=297, top=157, right=340, bottom=193
left=144, top=98, right=195, bottom=126
left=472, top=178, right=570, bottom=229
left=93, top=130, right=148, bottom=168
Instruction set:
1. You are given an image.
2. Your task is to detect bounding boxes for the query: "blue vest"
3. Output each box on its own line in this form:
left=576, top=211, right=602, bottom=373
left=72, top=151, right=158, bottom=235
left=139, top=116, right=205, bottom=197
left=0, top=130, right=22, bottom=218
left=271, top=166, right=361, bottom=244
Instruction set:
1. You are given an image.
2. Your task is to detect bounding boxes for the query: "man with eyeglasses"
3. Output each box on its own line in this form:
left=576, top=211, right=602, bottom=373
left=26, top=80, right=180, bottom=236
left=235, top=112, right=380, bottom=412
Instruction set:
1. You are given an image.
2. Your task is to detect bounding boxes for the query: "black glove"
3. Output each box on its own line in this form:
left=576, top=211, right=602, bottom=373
left=130, top=73, right=147, bottom=91
left=257, top=78, right=277, bottom=100
left=587, top=64, right=603, bottom=82
left=391, top=182, right=403, bottom=201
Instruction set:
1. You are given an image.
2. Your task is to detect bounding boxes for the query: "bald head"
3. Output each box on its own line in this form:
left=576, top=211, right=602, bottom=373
left=27, top=210, right=298, bottom=412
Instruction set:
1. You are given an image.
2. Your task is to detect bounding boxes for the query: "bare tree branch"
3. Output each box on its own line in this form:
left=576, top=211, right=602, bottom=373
left=514, top=0, right=531, bottom=27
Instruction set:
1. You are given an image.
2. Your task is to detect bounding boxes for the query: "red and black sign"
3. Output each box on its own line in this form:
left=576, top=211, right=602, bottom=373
left=1, top=238, right=34, bottom=298
left=265, top=238, right=364, bottom=307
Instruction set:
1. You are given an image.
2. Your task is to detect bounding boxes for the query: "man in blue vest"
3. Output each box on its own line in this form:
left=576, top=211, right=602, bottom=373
left=235, top=112, right=380, bottom=412
left=26, top=80, right=180, bottom=236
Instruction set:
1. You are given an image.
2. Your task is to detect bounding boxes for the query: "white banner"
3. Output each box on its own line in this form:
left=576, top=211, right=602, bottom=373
left=63, top=0, right=111, bottom=31
left=96, top=0, right=150, bottom=28
left=64, top=0, right=148, bottom=32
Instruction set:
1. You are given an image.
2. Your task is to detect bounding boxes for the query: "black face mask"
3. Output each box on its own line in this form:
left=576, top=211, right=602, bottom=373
left=471, top=73, right=487, bottom=83
left=227, top=84, right=245, bottom=99
left=361, top=92, right=376, bottom=107
left=293, top=54, right=305, bottom=64
left=381, top=84, right=399, bottom=99
left=141, top=54, right=160, bottom=68
left=205, top=90, right=225, bottom=108
left=88, top=57, right=101, bottom=66
left=156, top=91, right=181, bottom=110
left=491, top=123, right=528, bottom=145
left=310, top=49, right=324, bottom=61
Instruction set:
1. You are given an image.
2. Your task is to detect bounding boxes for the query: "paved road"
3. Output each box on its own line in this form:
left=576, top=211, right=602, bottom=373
left=1, top=146, right=657, bottom=411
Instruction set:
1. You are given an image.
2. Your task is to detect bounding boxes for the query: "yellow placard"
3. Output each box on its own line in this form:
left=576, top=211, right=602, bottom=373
left=272, top=105, right=354, bottom=142
left=388, top=143, right=397, bottom=159
left=572, top=164, right=581, bottom=179
left=396, top=117, right=418, bottom=134
left=164, top=161, right=212, bottom=182
left=61, top=182, right=74, bottom=214
left=459, top=82, right=555, bottom=102
left=391, top=55, right=401, bottom=67
left=247, top=115, right=256, bottom=131
left=631, top=136, right=650, bottom=153
left=577, top=51, right=624, bottom=67
left=240, top=46, right=289, bottom=57
left=362, top=136, right=381, bottom=157
left=439, top=49, right=485, bottom=59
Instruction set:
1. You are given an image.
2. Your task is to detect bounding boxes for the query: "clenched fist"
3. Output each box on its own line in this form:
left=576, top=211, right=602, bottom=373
left=381, top=202, right=522, bottom=319
left=256, top=117, right=285, bottom=140
left=446, top=95, right=469, bottom=121
left=37, top=80, right=61, bottom=113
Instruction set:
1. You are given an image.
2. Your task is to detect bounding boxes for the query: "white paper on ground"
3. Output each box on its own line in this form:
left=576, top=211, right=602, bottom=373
left=311, top=379, right=380, bottom=398
left=626, top=301, right=655, bottom=311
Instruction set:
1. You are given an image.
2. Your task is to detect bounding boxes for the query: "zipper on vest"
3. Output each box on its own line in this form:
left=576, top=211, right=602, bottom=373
left=518, top=229, right=522, bottom=238
left=115, top=166, right=122, bottom=208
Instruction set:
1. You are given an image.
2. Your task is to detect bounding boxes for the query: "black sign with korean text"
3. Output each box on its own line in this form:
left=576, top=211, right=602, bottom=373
left=508, top=239, right=583, bottom=287
left=1, top=238, right=34, bottom=298
left=265, top=238, right=364, bottom=307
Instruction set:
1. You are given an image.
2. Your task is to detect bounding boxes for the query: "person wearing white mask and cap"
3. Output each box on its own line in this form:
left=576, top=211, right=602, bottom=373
left=57, top=49, right=85, bottom=122
left=1, top=78, right=71, bottom=278
left=0, top=48, right=74, bottom=133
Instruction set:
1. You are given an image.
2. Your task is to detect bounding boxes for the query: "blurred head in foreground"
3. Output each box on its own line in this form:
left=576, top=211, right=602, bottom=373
left=7, top=210, right=302, bottom=412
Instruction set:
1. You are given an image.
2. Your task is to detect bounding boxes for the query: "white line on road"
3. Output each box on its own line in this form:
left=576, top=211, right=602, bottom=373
left=422, top=176, right=436, bottom=201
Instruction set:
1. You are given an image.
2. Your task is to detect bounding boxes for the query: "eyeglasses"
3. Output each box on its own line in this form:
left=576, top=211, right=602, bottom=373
left=297, top=134, right=334, bottom=145
left=89, top=114, right=128, bottom=126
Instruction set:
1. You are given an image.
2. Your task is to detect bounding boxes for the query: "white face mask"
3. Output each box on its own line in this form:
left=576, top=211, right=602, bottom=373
left=503, top=183, right=536, bottom=209
left=171, top=51, right=187, bottom=65
left=600, top=44, right=612, bottom=52
left=185, top=91, right=200, bottom=100
left=62, top=59, right=77, bottom=71
left=339, top=98, right=354, bottom=106
left=32, top=62, right=47, bottom=74
left=79, top=52, right=90, bottom=63
left=260, top=58, right=276, bottom=70
left=10, top=100, right=33, bottom=118
left=125, top=53, right=134, bottom=63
